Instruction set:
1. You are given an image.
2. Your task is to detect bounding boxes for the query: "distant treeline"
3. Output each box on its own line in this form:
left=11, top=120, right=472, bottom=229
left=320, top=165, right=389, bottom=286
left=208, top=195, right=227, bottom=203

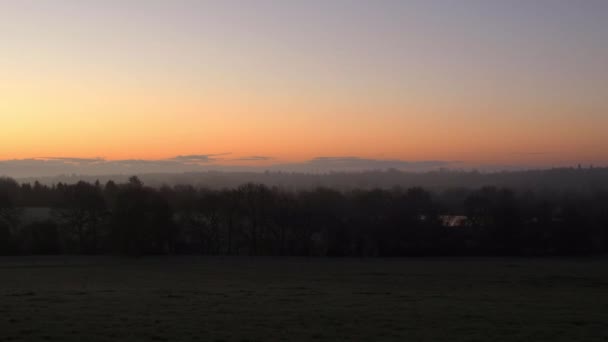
left=1, top=175, right=607, bottom=256
left=16, top=166, right=608, bottom=191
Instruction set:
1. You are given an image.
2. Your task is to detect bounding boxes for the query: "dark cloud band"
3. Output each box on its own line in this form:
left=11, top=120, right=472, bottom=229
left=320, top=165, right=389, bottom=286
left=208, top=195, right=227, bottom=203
left=0, top=155, right=453, bottom=178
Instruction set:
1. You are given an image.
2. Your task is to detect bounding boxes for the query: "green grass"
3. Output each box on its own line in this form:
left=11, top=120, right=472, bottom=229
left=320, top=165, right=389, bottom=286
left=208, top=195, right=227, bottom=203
left=1, top=256, right=608, bottom=341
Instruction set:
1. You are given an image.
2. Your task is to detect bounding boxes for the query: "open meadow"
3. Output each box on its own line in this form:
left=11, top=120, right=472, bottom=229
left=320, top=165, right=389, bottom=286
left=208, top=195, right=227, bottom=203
left=1, top=257, right=608, bottom=341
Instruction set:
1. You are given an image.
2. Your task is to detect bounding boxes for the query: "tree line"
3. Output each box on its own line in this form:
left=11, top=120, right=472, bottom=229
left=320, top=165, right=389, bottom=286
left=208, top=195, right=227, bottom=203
left=1, top=176, right=607, bottom=256
left=18, top=166, right=608, bottom=192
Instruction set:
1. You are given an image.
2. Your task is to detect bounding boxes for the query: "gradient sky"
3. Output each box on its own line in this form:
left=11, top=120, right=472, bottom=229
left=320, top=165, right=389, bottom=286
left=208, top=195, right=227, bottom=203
left=1, top=0, right=607, bottom=173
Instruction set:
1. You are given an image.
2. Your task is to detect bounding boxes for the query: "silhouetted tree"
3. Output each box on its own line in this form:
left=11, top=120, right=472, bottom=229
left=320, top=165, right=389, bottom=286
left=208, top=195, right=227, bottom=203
left=54, top=181, right=107, bottom=253
left=237, top=183, right=274, bottom=255
left=0, top=177, right=20, bottom=255
left=20, top=221, right=61, bottom=255
left=110, top=178, right=175, bottom=255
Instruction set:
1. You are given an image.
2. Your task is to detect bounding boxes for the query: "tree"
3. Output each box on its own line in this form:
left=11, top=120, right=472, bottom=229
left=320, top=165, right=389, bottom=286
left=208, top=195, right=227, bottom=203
left=20, top=221, right=61, bottom=255
left=465, top=187, right=524, bottom=255
left=0, top=177, right=20, bottom=255
left=236, top=183, right=274, bottom=255
left=110, top=178, right=175, bottom=255
left=54, top=181, right=107, bottom=253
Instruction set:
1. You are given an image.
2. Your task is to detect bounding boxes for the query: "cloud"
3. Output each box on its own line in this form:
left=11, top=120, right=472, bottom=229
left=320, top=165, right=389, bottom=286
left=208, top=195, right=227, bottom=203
left=0, top=155, right=455, bottom=178
left=233, top=156, right=273, bottom=161
left=41, top=157, right=105, bottom=164
left=169, top=153, right=230, bottom=164
left=0, top=155, right=223, bottom=178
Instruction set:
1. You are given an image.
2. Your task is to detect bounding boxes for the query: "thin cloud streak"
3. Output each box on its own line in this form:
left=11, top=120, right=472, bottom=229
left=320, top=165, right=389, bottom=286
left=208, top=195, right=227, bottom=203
left=233, top=156, right=274, bottom=162
left=40, top=157, right=105, bottom=164
left=169, top=154, right=230, bottom=164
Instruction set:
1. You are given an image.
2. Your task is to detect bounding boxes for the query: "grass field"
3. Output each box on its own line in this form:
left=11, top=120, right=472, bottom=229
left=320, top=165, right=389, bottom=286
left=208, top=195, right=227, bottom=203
left=1, top=257, right=608, bottom=341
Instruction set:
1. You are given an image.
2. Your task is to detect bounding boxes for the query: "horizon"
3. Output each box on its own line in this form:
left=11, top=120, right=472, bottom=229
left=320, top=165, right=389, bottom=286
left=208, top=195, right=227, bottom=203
left=7, top=164, right=608, bottom=191
left=0, top=156, right=604, bottom=179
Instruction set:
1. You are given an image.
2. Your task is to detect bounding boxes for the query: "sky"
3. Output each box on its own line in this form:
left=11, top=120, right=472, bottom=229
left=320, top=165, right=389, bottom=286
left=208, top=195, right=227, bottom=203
left=1, top=0, right=607, bottom=176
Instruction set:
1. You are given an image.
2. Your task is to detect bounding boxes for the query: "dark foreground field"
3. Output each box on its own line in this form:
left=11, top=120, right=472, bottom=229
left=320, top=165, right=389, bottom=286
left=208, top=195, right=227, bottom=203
left=1, top=257, right=607, bottom=341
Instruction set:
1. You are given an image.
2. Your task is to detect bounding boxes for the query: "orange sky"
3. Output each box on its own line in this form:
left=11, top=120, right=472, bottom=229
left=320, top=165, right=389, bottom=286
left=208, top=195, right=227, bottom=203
left=1, top=1, right=607, bottom=170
